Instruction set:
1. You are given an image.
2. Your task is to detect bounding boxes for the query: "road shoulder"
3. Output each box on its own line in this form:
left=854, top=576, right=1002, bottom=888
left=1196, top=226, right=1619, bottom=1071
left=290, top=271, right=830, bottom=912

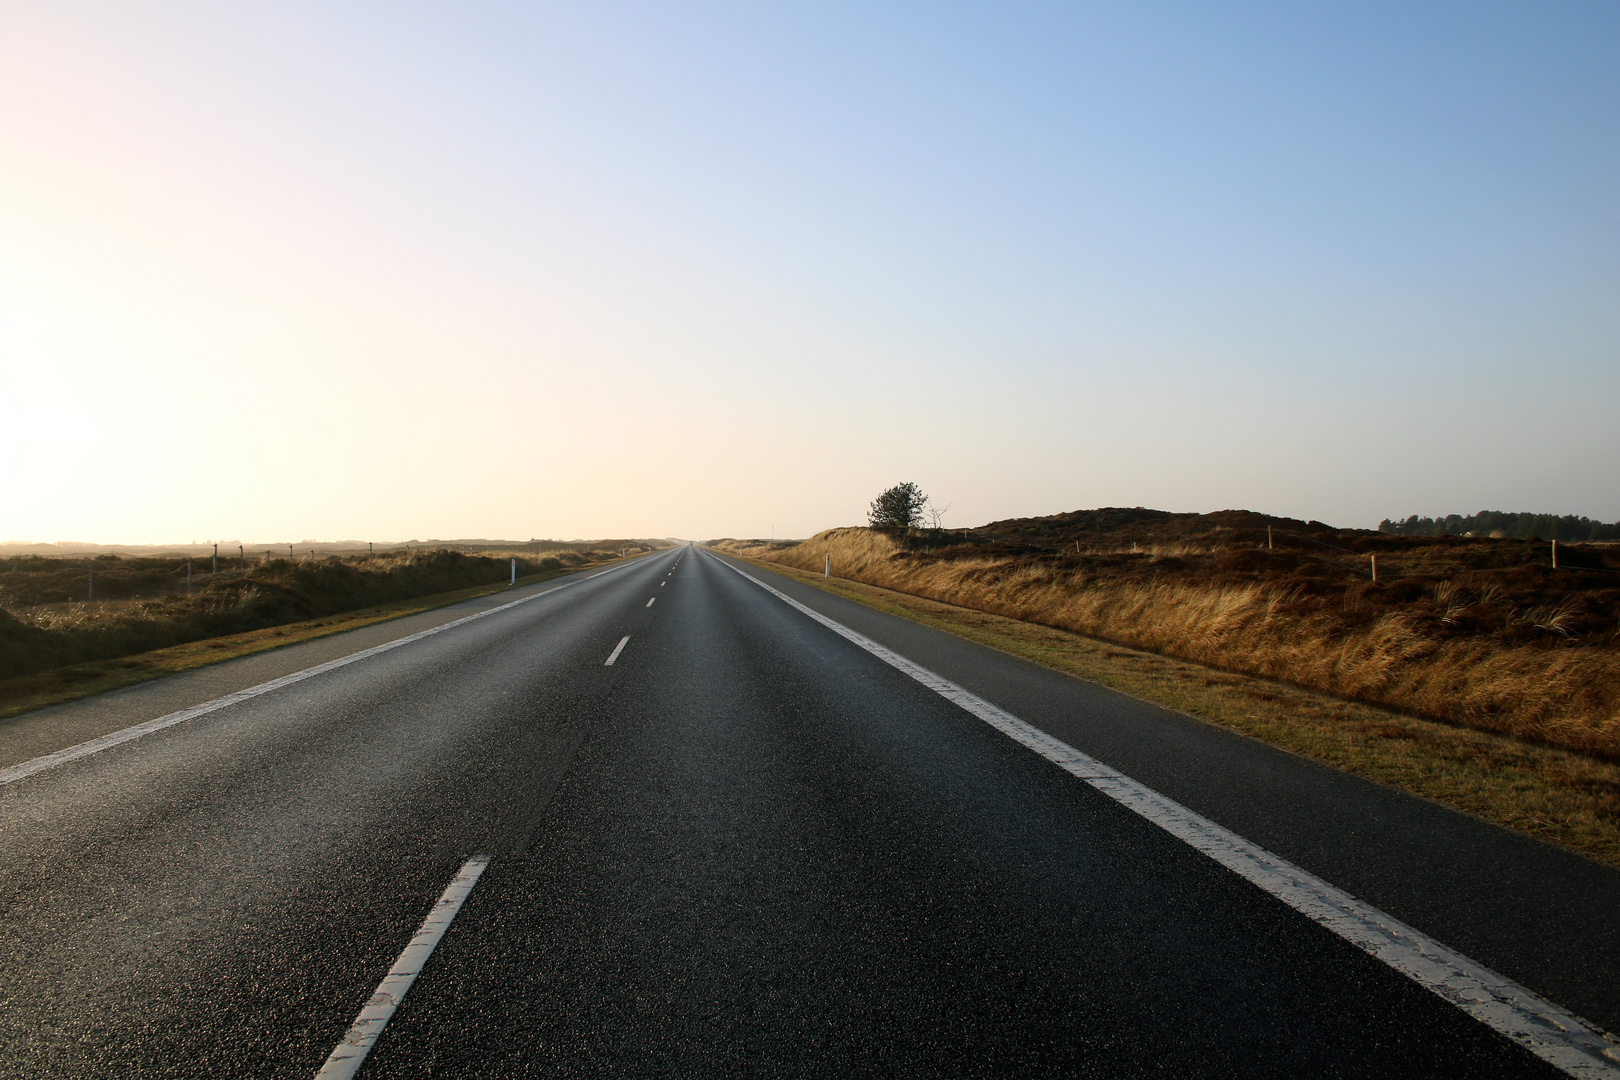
left=703, top=548, right=1620, bottom=1038
left=712, top=550, right=1620, bottom=870
left=0, top=559, right=648, bottom=771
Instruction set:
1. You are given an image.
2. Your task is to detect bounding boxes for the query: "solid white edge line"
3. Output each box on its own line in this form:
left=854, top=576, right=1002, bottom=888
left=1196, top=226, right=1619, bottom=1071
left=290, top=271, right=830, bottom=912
left=709, top=551, right=1620, bottom=1079
left=604, top=635, right=630, bottom=666
left=0, top=556, right=654, bottom=788
left=314, top=856, right=490, bottom=1080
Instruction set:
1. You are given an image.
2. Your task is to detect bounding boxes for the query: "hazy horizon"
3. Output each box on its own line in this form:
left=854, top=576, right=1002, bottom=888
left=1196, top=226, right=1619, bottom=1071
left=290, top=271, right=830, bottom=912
left=6, top=3, right=1616, bottom=544
left=8, top=499, right=1619, bottom=551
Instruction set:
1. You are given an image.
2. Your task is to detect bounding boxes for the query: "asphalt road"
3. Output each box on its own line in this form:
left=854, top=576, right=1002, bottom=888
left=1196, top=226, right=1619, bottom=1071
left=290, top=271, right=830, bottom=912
left=1, top=545, right=1615, bottom=1078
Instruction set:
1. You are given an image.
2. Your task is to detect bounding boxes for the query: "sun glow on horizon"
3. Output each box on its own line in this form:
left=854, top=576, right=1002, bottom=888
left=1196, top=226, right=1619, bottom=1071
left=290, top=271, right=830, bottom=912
left=4, top=4, right=1616, bottom=544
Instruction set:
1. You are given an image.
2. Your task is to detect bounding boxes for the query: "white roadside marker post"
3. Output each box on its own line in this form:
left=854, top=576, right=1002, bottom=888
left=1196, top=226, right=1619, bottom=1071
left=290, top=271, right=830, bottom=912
left=511, top=558, right=516, bottom=585
left=825, top=555, right=830, bottom=579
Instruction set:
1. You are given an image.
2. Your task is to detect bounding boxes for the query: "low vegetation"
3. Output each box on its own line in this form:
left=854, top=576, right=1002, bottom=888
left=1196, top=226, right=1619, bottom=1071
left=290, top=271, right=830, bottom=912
left=0, top=542, right=658, bottom=690
left=0, top=579, right=554, bottom=722
left=711, top=508, right=1620, bottom=762
left=709, top=551, right=1620, bottom=868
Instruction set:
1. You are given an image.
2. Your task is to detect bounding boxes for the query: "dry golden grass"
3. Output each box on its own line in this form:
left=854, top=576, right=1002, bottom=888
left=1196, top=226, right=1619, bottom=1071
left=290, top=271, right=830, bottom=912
left=720, top=529, right=1620, bottom=762
left=712, top=546, right=1620, bottom=868
left=0, top=545, right=672, bottom=686
left=0, top=552, right=638, bottom=720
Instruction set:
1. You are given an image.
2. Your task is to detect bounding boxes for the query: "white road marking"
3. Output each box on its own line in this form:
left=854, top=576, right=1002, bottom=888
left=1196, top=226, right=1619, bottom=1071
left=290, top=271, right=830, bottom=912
left=604, top=636, right=630, bottom=666
left=646, top=597, right=656, bottom=608
left=712, top=554, right=1620, bottom=1079
left=0, top=560, right=646, bottom=788
left=314, top=857, right=489, bottom=1080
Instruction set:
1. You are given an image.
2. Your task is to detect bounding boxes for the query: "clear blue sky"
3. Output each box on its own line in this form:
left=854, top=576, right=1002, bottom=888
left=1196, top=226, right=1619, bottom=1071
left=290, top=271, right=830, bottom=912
left=2, top=2, right=1615, bottom=542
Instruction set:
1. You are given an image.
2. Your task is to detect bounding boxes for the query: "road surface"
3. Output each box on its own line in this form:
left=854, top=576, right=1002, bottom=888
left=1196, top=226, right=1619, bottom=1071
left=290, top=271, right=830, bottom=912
left=1, top=545, right=1616, bottom=1078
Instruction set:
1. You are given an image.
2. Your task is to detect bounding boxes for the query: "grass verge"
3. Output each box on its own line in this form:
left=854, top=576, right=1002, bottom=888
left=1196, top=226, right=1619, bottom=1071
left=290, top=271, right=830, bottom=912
left=720, top=528, right=1620, bottom=762
left=725, top=552, right=1620, bottom=870
left=0, top=561, right=619, bottom=722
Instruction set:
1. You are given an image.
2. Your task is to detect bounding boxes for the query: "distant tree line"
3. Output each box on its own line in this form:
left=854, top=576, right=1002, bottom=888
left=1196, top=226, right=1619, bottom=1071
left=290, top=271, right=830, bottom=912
left=1378, top=511, right=1620, bottom=541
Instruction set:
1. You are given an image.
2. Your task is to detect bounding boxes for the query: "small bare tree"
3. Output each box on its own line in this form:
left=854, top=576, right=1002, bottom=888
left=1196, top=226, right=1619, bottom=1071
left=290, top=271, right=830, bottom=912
left=868, top=482, right=929, bottom=529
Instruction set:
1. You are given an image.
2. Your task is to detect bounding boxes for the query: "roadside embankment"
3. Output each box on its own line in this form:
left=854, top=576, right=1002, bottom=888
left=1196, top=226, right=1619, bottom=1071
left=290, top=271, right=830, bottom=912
left=710, top=526, right=1620, bottom=763
left=708, top=542, right=1620, bottom=868
left=0, top=545, right=658, bottom=714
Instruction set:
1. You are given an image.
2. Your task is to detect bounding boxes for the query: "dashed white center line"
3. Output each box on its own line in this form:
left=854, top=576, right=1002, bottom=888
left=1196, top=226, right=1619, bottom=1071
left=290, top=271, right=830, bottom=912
left=659, top=581, right=665, bottom=587
left=646, top=597, right=656, bottom=608
left=604, top=636, right=630, bottom=666
left=315, top=856, right=489, bottom=1080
